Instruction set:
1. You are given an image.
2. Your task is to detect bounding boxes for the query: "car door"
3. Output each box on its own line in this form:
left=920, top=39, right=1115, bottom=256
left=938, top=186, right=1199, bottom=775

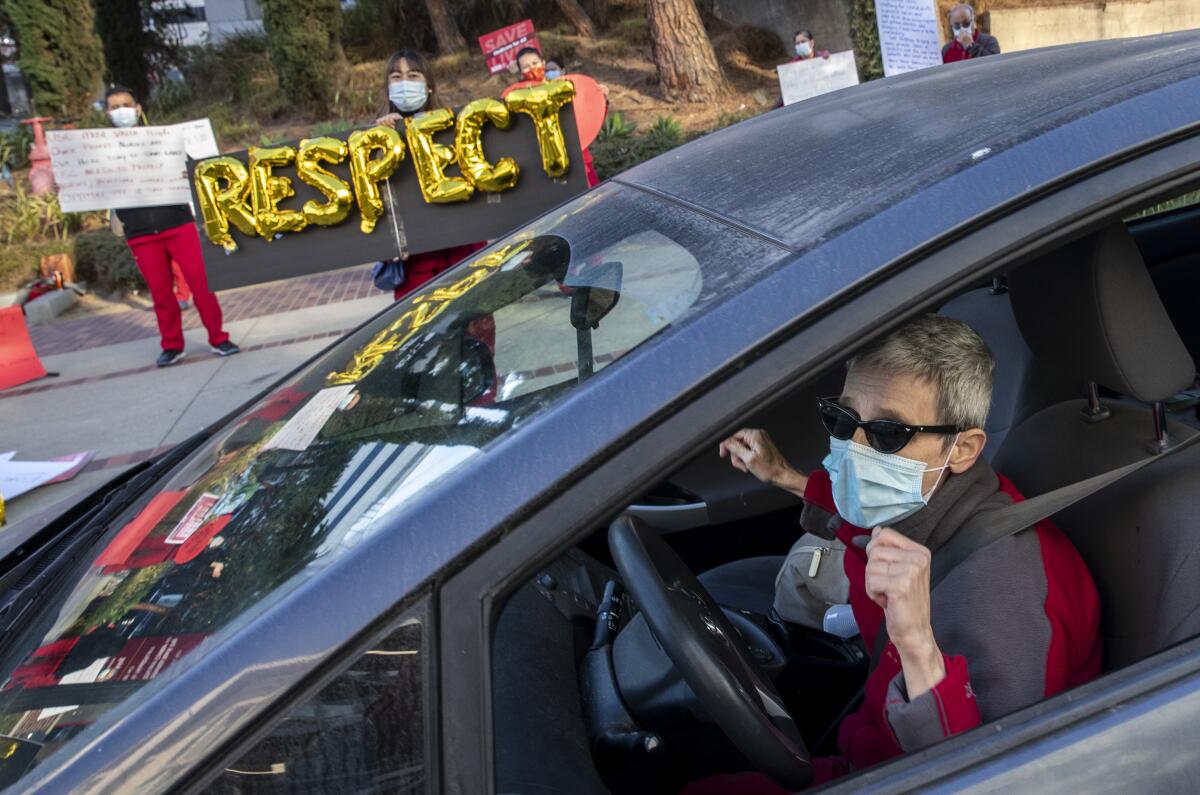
left=437, top=127, right=1200, bottom=793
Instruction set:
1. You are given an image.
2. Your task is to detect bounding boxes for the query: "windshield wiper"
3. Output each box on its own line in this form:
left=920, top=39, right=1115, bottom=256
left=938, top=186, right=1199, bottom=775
left=0, top=432, right=210, bottom=651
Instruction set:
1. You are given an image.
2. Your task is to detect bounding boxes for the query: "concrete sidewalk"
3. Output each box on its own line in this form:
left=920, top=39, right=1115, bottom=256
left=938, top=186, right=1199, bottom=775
left=1, top=267, right=392, bottom=527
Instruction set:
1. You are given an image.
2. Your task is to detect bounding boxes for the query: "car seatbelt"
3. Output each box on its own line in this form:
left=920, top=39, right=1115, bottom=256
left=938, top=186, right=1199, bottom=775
left=868, top=430, right=1200, bottom=672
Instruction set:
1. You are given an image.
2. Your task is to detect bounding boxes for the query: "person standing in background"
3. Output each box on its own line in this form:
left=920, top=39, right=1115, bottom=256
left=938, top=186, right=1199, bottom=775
left=105, top=85, right=238, bottom=367
left=513, top=46, right=605, bottom=187
left=942, top=4, right=1001, bottom=63
left=791, top=30, right=831, bottom=62
left=373, top=50, right=485, bottom=301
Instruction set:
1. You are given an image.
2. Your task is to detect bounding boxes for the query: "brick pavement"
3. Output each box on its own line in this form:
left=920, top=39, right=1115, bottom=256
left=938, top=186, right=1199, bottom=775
left=29, top=265, right=377, bottom=357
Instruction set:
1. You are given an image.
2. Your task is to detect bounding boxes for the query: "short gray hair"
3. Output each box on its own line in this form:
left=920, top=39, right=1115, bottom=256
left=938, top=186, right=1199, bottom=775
left=847, top=314, right=994, bottom=430
left=950, top=3, right=975, bottom=20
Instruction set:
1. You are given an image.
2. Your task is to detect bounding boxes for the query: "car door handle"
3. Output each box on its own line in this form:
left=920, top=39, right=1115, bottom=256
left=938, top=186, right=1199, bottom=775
left=625, top=501, right=709, bottom=533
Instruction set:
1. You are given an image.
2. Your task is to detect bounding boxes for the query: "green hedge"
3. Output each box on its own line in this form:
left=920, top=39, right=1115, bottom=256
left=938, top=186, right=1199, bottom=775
left=260, top=0, right=344, bottom=115
left=849, top=0, right=884, bottom=82
left=3, top=0, right=106, bottom=116
left=74, top=229, right=144, bottom=292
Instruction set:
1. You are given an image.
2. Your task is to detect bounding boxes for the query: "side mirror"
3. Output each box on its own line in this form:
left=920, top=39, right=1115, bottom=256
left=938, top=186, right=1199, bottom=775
left=570, top=260, right=623, bottom=331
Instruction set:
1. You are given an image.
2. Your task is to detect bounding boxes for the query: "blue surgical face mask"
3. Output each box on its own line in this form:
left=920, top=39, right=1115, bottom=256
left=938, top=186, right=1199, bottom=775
left=108, top=107, right=138, bottom=128
left=822, top=435, right=957, bottom=529
left=545, top=68, right=563, bottom=80
left=388, top=80, right=428, bottom=113
left=795, top=41, right=812, bottom=57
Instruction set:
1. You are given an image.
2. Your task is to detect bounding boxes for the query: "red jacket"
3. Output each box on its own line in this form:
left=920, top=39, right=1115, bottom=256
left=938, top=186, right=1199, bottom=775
left=942, top=30, right=1001, bottom=63
left=685, top=463, right=1101, bottom=794
left=808, top=466, right=1101, bottom=783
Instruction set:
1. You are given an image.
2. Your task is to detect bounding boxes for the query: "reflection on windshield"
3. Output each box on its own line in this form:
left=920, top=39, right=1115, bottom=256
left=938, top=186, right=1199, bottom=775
left=0, top=182, right=784, bottom=784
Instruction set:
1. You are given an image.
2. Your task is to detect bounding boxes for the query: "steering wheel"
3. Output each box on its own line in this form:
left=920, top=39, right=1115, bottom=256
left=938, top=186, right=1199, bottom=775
left=608, top=514, right=812, bottom=790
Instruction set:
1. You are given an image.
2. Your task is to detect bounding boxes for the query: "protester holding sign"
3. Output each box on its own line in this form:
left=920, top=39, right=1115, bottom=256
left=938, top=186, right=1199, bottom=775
left=942, top=3, right=1000, bottom=63
left=373, top=50, right=485, bottom=300
left=791, top=29, right=831, bottom=62
left=105, top=86, right=239, bottom=367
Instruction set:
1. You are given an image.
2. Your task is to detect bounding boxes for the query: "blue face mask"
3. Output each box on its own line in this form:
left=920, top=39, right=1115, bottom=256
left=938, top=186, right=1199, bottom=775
left=821, top=435, right=956, bottom=529
left=545, top=68, right=563, bottom=80
left=795, top=42, right=812, bottom=57
left=388, top=80, right=428, bottom=113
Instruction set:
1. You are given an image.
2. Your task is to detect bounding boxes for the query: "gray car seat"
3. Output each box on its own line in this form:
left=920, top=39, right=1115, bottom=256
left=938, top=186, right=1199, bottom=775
left=941, top=285, right=1080, bottom=458
left=994, top=222, right=1200, bottom=671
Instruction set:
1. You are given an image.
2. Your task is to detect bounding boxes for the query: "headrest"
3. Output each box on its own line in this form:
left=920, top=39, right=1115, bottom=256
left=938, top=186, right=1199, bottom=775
left=1009, top=223, right=1195, bottom=403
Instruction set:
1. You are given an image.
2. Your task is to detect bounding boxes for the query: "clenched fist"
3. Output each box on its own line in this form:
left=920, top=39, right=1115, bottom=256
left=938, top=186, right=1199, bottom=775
left=865, top=526, right=946, bottom=698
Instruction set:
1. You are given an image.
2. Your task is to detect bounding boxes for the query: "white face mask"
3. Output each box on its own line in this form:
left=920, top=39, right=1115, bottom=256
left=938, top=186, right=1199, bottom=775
left=108, top=107, right=138, bottom=128
left=388, top=80, right=428, bottom=113
left=952, top=21, right=975, bottom=37
left=822, top=434, right=958, bottom=529
left=795, top=41, right=812, bottom=57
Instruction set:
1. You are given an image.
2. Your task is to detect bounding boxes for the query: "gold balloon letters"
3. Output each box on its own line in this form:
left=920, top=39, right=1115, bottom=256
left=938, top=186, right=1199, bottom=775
left=406, top=109, right=474, bottom=204
left=193, top=157, right=257, bottom=252
left=503, top=79, right=576, bottom=178
left=347, top=126, right=406, bottom=234
left=193, top=84, right=576, bottom=250
left=296, top=137, right=353, bottom=227
left=249, top=146, right=307, bottom=239
left=456, top=99, right=520, bottom=193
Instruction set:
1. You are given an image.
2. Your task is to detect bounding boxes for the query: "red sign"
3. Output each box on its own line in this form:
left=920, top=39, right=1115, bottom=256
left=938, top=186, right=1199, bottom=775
left=478, top=19, right=541, bottom=74
left=0, top=306, right=46, bottom=391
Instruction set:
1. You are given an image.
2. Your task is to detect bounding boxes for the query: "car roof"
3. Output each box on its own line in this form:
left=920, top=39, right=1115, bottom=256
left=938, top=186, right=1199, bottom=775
left=620, top=31, right=1200, bottom=253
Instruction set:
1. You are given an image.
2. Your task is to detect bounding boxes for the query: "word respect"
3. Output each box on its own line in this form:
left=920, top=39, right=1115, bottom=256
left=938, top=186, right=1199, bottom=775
left=193, top=80, right=575, bottom=252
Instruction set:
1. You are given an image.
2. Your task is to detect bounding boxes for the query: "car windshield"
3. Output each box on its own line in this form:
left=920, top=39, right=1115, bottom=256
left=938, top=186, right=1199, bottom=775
left=0, top=182, right=789, bottom=783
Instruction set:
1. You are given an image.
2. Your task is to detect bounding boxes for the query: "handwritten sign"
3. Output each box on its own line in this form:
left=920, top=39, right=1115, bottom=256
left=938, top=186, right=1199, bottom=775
left=478, top=19, right=540, bottom=74
left=777, top=51, right=860, bottom=106
left=875, top=0, right=943, bottom=76
left=47, top=120, right=219, bottom=213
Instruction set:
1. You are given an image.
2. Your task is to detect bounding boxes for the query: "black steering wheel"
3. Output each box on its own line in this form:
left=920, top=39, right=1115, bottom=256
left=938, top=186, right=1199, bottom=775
left=608, top=514, right=812, bottom=790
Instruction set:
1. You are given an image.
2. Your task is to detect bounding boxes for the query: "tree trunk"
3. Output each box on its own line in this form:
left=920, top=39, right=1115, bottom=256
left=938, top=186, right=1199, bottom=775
left=423, top=0, right=467, bottom=54
left=555, top=0, right=596, bottom=38
left=645, top=0, right=728, bottom=103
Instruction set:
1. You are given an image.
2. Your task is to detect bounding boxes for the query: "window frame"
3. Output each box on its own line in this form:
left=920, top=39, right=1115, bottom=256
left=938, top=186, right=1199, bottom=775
left=437, top=133, right=1200, bottom=794
left=177, top=589, right=441, bottom=795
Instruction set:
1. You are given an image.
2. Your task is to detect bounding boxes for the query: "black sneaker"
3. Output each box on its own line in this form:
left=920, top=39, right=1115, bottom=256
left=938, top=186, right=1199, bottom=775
left=210, top=340, right=240, bottom=357
left=156, top=349, right=186, bottom=367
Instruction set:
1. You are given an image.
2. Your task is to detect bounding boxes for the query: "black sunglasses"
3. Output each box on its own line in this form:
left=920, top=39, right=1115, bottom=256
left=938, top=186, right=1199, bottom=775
left=817, top=397, right=965, bottom=454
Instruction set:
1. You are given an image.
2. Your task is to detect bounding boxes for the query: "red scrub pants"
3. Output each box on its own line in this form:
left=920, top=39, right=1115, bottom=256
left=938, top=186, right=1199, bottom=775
left=127, top=223, right=229, bottom=351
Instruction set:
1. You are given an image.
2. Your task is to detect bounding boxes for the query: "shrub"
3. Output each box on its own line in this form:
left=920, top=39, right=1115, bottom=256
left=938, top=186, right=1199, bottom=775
left=591, top=114, right=684, bottom=181
left=260, top=0, right=345, bottom=116
left=0, top=125, right=33, bottom=171
left=73, top=229, right=144, bottom=292
left=181, top=32, right=282, bottom=114
left=849, top=0, right=885, bottom=82
left=4, top=0, right=106, bottom=116
left=0, top=185, right=66, bottom=245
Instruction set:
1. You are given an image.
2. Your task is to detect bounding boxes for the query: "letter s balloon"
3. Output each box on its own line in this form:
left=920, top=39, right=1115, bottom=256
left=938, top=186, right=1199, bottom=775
left=347, top=126, right=406, bottom=234
left=296, top=137, right=353, bottom=227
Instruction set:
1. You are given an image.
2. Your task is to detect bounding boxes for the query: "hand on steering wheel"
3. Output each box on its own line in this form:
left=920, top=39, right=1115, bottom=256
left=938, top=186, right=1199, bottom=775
left=608, top=514, right=812, bottom=790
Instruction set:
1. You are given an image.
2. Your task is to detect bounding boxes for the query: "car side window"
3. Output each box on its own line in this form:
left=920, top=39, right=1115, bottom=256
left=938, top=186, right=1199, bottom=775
left=203, top=602, right=430, bottom=794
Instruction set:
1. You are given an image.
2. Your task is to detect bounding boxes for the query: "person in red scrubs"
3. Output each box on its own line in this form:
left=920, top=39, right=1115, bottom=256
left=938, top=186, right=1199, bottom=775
left=373, top=49, right=485, bottom=301
left=106, top=85, right=239, bottom=367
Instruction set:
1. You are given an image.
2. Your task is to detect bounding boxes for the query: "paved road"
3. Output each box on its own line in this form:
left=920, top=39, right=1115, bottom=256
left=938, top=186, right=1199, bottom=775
left=1, top=265, right=392, bottom=527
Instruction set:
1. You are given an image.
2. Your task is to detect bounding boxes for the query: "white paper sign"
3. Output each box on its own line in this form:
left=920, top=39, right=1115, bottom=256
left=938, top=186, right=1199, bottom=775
left=47, top=119, right=219, bottom=213
left=777, top=51, right=860, bottom=106
left=875, top=0, right=943, bottom=77
left=262, top=385, right=356, bottom=452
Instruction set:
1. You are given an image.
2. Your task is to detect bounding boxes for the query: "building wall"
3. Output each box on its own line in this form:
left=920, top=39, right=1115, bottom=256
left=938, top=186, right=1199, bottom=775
left=990, top=0, right=1200, bottom=53
left=205, top=0, right=263, bottom=44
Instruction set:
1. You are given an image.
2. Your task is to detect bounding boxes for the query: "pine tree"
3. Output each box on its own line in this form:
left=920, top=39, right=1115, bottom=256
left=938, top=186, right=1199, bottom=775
left=849, top=0, right=884, bottom=82
left=3, top=0, right=106, bottom=116
left=260, top=0, right=345, bottom=115
left=645, top=0, right=728, bottom=103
